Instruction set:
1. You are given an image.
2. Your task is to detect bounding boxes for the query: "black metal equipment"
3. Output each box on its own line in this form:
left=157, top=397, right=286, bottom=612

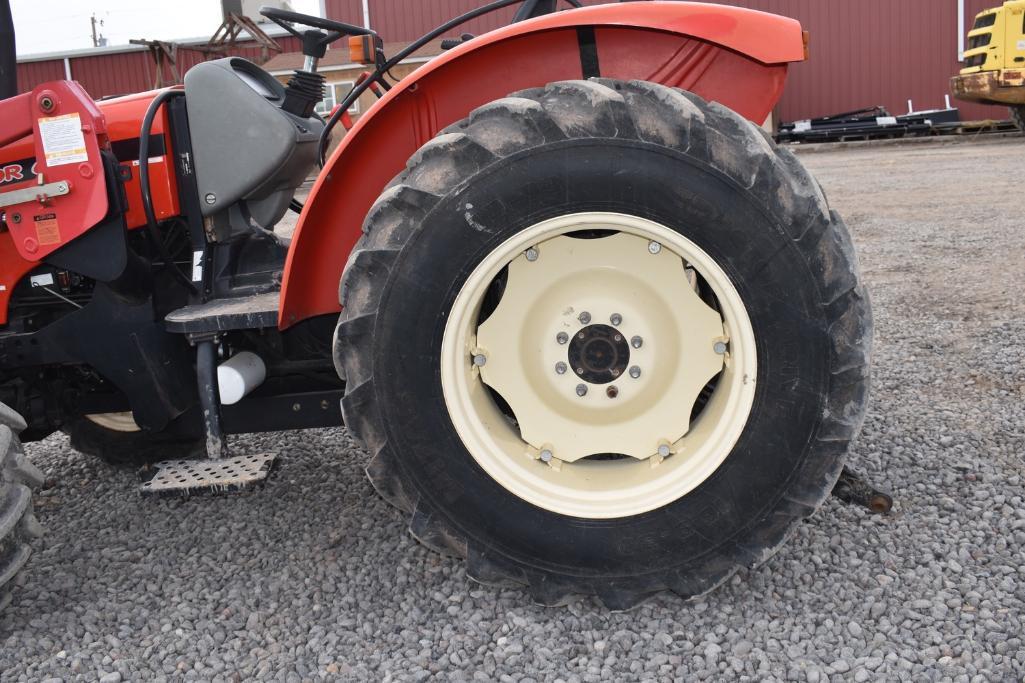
left=777, top=106, right=963, bottom=144
left=0, top=0, right=16, bottom=101
left=831, top=466, right=894, bottom=514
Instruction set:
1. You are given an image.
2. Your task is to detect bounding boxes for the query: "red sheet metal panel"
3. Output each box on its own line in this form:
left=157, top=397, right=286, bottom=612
left=15, top=60, right=64, bottom=93
left=323, top=0, right=368, bottom=26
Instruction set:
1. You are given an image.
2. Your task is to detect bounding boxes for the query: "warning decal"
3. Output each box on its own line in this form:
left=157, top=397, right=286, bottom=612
left=33, top=213, right=62, bottom=246
left=38, top=113, right=88, bottom=167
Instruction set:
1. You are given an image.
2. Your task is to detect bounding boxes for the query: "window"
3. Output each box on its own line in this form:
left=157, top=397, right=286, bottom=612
left=973, top=13, right=996, bottom=30
left=315, top=81, right=359, bottom=116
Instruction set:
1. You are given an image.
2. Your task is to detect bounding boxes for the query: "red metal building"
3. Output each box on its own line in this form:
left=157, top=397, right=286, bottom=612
left=16, top=0, right=1007, bottom=123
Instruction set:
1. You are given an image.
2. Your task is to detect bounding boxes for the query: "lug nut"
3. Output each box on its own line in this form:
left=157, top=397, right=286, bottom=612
left=713, top=341, right=728, bottom=355
left=610, top=313, right=622, bottom=326
left=606, top=385, right=619, bottom=399
left=473, top=354, right=487, bottom=367
left=557, top=332, right=569, bottom=345
left=578, top=311, right=591, bottom=325
left=540, top=449, right=553, bottom=463
left=657, top=444, right=671, bottom=458
left=555, top=361, right=567, bottom=375
left=525, top=247, right=539, bottom=262
left=629, top=365, right=641, bottom=379
left=648, top=241, right=662, bottom=255
left=631, top=335, right=643, bottom=349
left=575, top=384, right=588, bottom=397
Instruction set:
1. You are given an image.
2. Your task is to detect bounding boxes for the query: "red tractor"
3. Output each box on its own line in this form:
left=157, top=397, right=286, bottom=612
left=0, top=0, right=873, bottom=610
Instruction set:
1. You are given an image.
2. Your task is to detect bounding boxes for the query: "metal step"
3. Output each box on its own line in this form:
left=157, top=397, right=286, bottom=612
left=140, top=453, right=277, bottom=496
left=165, top=291, right=279, bottom=334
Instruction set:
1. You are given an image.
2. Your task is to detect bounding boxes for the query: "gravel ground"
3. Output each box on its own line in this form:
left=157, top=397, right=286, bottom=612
left=3, top=137, right=1025, bottom=681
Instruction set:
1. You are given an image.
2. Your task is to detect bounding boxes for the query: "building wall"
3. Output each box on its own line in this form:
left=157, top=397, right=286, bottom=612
left=15, top=59, right=65, bottom=92
left=15, top=1, right=1013, bottom=122
left=717, top=0, right=1005, bottom=122
left=350, top=0, right=606, bottom=41
left=16, top=35, right=302, bottom=99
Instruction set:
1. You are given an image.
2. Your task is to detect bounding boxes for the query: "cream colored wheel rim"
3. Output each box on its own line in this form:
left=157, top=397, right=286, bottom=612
left=440, top=212, right=756, bottom=519
left=85, top=412, right=141, bottom=433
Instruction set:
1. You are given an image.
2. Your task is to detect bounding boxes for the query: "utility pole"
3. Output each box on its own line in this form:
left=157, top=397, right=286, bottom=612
left=90, top=14, right=106, bottom=48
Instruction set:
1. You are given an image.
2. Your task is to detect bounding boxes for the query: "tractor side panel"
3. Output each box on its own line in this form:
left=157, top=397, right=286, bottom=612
left=281, top=9, right=801, bottom=327
left=0, top=90, right=180, bottom=325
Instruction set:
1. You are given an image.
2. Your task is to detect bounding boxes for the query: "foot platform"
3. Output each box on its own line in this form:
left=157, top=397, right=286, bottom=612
left=140, top=453, right=277, bottom=496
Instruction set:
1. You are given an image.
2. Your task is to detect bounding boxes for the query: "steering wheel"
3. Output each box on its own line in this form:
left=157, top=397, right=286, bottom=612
left=260, top=6, right=374, bottom=37
left=260, top=6, right=377, bottom=58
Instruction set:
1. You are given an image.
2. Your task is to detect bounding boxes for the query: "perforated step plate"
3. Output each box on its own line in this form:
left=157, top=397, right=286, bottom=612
left=140, top=453, right=277, bottom=496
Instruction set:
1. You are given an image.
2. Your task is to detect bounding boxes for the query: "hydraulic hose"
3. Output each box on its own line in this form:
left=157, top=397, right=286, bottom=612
left=139, top=89, right=197, bottom=294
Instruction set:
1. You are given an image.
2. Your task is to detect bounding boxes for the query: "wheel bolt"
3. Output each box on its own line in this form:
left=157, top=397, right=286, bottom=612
left=713, top=341, right=728, bottom=355
left=540, top=449, right=553, bottom=462
left=555, top=361, right=567, bottom=375
left=578, top=311, right=591, bottom=325
left=657, top=444, right=671, bottom=458
left=606, top=385, right=618, bottom=399
left=629, top=365, right=641, bottom=379
left=648, top=241, right=662, bottom=255
left=610, top=313, right=622, bottom=326
left=631, top=335, right=643, bottom=349
left=575, top=384, right=588, bottom=397
left=525, top=247, right=539, bottom=262
left=473, top=354, right=487, bottom=367
left=557, top=332, right=568, bottom=345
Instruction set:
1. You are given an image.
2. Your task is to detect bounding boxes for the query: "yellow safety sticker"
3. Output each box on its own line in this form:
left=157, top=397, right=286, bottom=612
left=38, top=113, right=88, bottom=167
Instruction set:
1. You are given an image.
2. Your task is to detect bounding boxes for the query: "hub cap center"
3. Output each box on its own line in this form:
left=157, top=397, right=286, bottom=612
left=568, top=324, right=629, bottom=384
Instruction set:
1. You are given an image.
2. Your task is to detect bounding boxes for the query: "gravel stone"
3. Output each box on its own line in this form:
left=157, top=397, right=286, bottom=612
left=0, top=139, right=1023, bottom=681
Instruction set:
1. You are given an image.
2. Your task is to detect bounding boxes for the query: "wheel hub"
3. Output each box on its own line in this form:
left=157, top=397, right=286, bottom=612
left=475, top=230, right=727, bottom=463
left=568, top=324, right=629, bottom=384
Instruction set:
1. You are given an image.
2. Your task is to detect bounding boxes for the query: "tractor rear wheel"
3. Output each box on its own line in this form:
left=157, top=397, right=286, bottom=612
left=1, top=402, right=44, bottom=611
left=64, top=413, right=204, bottom=467
left=1011, top=106, right=1025, bottom=133
left=334, top=80, right=872, bottom=608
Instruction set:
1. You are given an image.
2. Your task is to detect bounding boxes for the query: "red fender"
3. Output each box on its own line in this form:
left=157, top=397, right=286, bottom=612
left=279, top=1, right=805, bottom=328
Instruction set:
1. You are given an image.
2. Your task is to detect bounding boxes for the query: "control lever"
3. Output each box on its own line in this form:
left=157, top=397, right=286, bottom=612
left=260, top=6, right=382, bottom=118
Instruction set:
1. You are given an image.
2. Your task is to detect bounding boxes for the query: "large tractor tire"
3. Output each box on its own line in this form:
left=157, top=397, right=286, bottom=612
left=64, top=413, right=205, bottom=468
left=0, top=402, right=44, bottom=611
left=1011, top=106, right=1025, bottom=133
left=334, top=80, right=872, bottom=609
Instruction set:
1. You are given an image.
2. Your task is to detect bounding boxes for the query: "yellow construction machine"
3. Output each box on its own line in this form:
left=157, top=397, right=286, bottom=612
left=952, top=0, right=1025, bottom=130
